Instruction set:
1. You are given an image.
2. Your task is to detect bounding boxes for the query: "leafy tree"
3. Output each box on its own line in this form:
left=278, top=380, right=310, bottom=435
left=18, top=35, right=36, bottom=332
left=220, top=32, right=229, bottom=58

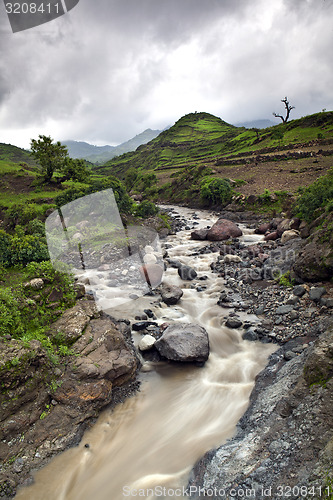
left=30, top=135, right=68, bottom=182
left=62, top=158, right=90, bottom=182
left=273, top=97, right=295, bottom=124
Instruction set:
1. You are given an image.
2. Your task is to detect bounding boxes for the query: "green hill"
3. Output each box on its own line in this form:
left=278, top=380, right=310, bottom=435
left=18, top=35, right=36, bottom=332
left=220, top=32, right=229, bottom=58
left=96, top=111, right=333, bottom=179
left=0, top=143, right=38, bottom=167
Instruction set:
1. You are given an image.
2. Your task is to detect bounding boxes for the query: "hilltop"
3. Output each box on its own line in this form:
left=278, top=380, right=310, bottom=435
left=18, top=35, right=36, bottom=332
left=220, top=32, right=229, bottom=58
left=96, top=110, right=333, bottom=203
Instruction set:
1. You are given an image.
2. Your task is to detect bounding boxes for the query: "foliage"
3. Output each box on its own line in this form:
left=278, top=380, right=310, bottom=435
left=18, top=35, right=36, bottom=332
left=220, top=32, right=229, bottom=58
left=296, top=168, right=333, bottom=222
left=200, top=177, right=232, bottom=206
left=0, top=230, right=11, bottom=266
left=62, top=157, right=90, bottom=182
left=55, top=176, right=133, bottom=214
left=30, top=135, right=68, bottom=182
left=4, top=203, right=50, bottom=229
left=0, top=287, right=24, bottom=337
left=133, top=200, right=159, bottom=217
left=278, top=272, right=294, bottom=288
left=9, top=227, right=49, bottom=266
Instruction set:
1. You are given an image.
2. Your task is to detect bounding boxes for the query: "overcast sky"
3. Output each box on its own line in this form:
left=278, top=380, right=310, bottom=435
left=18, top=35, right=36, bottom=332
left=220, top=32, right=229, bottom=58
left=0, top=0, right=332, bottom=149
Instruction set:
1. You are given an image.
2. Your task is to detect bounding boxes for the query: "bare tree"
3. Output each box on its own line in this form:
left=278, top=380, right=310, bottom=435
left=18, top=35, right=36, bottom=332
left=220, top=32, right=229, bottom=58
left=273, top=97, right=295, bottom=124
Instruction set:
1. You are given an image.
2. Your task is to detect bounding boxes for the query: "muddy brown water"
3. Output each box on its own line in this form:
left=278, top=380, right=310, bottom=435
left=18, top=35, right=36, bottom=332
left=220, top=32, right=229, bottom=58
left=15, top=206, right=275, bottom=500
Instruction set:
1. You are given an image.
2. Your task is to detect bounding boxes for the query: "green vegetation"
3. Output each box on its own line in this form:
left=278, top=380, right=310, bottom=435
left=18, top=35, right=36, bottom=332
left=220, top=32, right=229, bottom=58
left=296, top=167, right=333, bottom=222
left=30, top=135, right=69, bottom=182
left=277, top=271, right=295, bottom=288
left=200, top=177, right=232, bottom=206
left=96, top=111, right=333, bottom=178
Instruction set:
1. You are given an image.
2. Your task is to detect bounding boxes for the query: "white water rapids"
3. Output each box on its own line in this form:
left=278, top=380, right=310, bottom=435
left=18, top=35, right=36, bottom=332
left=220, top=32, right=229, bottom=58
left=16, top=206, right=276, bottom=500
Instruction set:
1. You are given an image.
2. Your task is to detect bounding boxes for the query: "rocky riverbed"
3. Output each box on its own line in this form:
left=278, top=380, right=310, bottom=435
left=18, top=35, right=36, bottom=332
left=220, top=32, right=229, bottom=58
left=0, top=205, right=332, bottom=499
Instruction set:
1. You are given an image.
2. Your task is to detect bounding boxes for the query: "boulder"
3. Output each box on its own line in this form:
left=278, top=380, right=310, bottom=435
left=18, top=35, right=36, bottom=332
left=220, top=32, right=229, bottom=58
left=155, top=323, right=209, bottom=363
left=191, top=228, right=208, bottom=240
left=160, top=283, right=183, bottom=305
left=206, top=219, right=243, bottom=241
left=277, top=219, right=291, bottom=236
left=48, top=301, right=99, bottom=345
left=281, top=230, right=300, bottom=244
left=309, top=287, right=326, bottom=302
left=255, top=223, right=271, bottom=235
left=225, top=318, right=243, bottom=329
left=264, top=231, right=278, bottom=241
left=178, top=265, right=197, bottom=281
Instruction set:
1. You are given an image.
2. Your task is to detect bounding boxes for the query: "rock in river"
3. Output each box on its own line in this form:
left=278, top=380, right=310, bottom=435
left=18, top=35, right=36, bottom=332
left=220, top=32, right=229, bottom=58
left=155, top=323, right=209, bottom=363
left=206, top=218, right=243, bottom=241
left=160, top=283, right=183, bottom=305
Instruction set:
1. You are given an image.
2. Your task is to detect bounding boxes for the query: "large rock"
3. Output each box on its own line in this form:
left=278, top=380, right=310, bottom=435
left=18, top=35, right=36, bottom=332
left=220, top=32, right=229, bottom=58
left=160, top=283, right=183, bottom=305
left=178, top=265, right=197, bottom=281
left=155, top=323, right=209, bottom=363
left=191, top=228, right=209, bottom=240
left=48, top=300, right=99, bottom=345
left=293, top=238, right=333, bottom=282
left=281, top=229, right=300, bottom=244
left=206, top=218, right=243, bottom=241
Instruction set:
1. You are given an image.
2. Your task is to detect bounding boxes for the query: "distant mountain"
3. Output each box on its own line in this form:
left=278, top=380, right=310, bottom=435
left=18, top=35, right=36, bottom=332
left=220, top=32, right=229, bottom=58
left=234, top=119, right=276, bottom=129
left=63, top=128, right=162, bottom=164
left=62, top=141, right=115, bottom=160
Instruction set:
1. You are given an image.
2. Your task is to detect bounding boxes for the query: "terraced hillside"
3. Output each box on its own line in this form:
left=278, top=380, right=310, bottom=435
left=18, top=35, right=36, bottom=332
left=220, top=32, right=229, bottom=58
left=96, top=111, right=333, bottom=199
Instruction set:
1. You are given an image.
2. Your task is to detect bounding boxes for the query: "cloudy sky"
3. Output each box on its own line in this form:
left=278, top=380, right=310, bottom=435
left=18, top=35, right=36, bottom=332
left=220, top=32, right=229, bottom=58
left=0, top=0, right=332, bottom=149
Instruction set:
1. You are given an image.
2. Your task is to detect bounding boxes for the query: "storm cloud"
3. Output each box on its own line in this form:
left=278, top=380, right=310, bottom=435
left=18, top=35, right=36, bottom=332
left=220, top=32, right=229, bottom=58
left=0, top=0, right=332, bottom=148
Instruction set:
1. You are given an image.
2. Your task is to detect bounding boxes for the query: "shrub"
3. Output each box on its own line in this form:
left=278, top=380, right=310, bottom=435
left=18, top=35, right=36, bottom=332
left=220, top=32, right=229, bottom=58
left=296, top=168, right=333, bottom=222
left=0, top=287, right=25, bottom=338
left=9, top=227, right=49, bottom=266
left=0, top=230, right=11, bottom=266
left=133, top=200, right=159, bottom=217
left=200, top=177, right=232, bottom=206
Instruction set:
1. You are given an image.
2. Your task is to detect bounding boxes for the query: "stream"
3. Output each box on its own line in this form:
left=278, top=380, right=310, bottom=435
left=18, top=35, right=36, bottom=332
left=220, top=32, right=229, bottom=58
left=16, top=205, right=276, bottom=500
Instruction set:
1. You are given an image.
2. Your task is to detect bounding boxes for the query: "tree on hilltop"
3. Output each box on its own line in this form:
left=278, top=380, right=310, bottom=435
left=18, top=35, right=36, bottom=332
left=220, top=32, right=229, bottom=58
left=30, top=135, right=90, bottom=182
left=273, top=97, right=295, bottom=124
left=30, top=135, right=68, bottom=182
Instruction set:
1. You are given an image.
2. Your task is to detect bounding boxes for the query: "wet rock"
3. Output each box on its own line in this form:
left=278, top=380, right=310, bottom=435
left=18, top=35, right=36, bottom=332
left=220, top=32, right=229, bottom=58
left=309, top=286, right=326, bottom=302
left=206, top=218, right=243, bottom=241
left=255, top=222, right=271, bottom=234
left=160, top=283, right=183, bottom=305
left=225, top=317, right=243, bottom=328
left=138, top=335, right=156, bottom=351
left=155, top=323, right=209, bottom=363
left=132, top=321, right=158, bottom=331
left=242, top=329, right=258, bottom=341
left=191, top=228, right=208, bottom=240
left=264, top=231, right=278, bottom=241
left=178, top=265, right=198, bottom=281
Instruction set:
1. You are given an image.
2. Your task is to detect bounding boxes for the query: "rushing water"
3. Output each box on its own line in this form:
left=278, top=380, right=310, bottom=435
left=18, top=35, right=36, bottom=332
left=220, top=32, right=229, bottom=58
left=16, top=206, right=275, bottom=500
